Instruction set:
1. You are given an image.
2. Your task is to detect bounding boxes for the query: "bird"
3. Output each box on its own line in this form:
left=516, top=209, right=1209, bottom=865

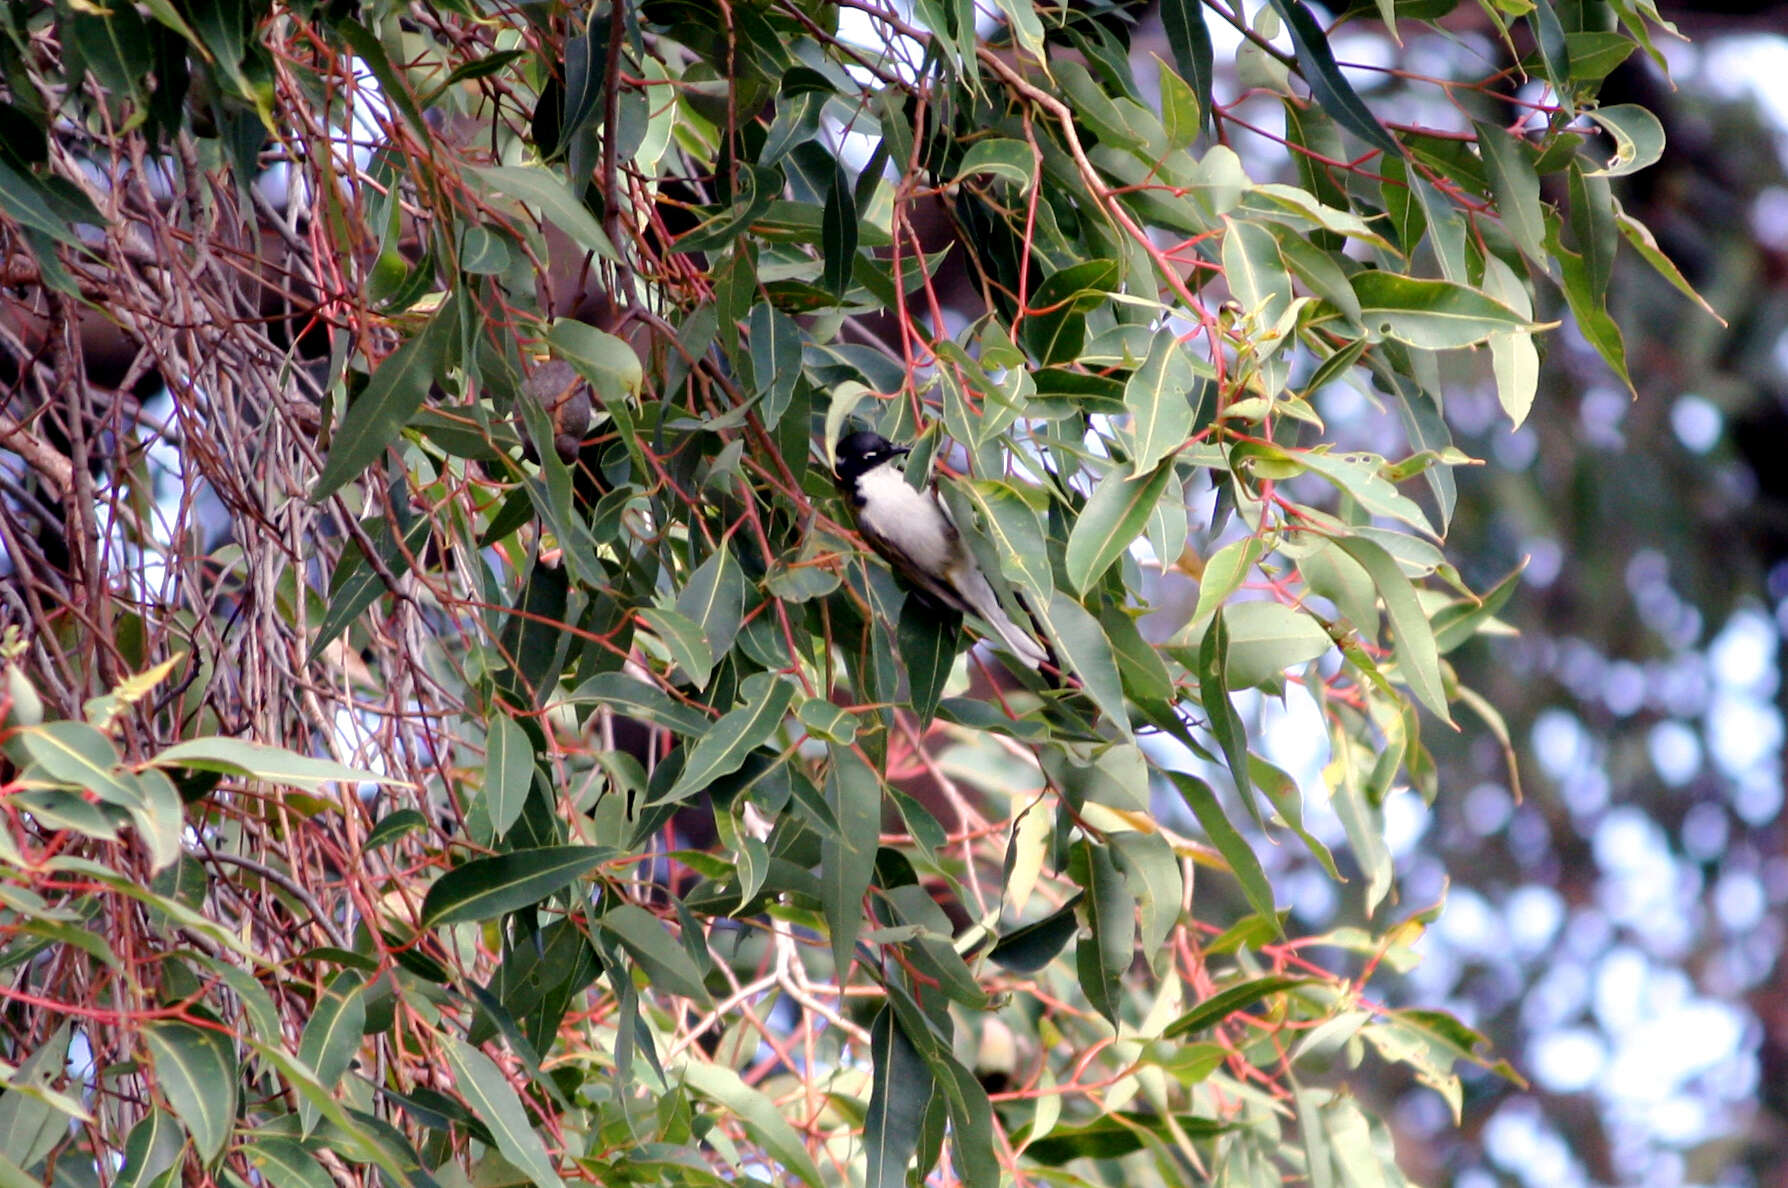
left=832, top=431, right=1050, bottom=670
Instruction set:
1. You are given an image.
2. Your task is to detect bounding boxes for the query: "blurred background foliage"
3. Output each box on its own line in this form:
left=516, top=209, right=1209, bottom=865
left=1300, top=5, right=1788, bottom=1185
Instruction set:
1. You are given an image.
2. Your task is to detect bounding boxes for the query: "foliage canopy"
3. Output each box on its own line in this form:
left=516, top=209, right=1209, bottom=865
left=0, top=0, right=1700, bottom=1184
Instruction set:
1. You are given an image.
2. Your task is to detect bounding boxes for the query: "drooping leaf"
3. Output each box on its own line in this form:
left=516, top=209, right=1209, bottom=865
left=1159, top=0, right=1214, bottom=135
left=681, top=1061, right=825, bottom=1187
left=311, top=298, right=459, bottom=502
left=1267, top=0, right=1402, bottom=158
left=442, top=1034, right=567, bottom=1188
left=820, top=745, right=881, bottom=978
left=863, top=1006, right=934, bottom=1188
left=142, top=1021, right=237, bottom=1163
left=598, top=902, right=714, bottom=1006
left=1064, top=460, right=1176, bottom=595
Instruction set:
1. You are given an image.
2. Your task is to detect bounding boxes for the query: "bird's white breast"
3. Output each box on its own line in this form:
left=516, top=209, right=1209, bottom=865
left=855, top=464, right=958, bottom=573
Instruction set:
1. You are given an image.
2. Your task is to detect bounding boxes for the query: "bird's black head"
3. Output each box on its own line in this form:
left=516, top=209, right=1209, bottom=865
left=833, top=431, right=909, bottom=485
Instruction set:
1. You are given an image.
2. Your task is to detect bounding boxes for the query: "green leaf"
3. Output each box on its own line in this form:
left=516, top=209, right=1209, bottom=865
left=1156, top=55, right=1204, bottom=150
left=311, top=297, right=458, bottom=502
left=1551, top=223, right=1632, bottom=393
left=897, top=596, right=955, bottom=725
left=1568, top=162, right=1618, bottom=295
left=0, top=159, right=100, bottom=250
left=1016, top=1111, right=1229, bottom=1165
left=1109, top=830, right=1182, bottom=959
left=468, top=164, right=619, bottom=262
left=1331, top=535, right=1450, bottom=722
left=1223, top=215, right=1292, bottom=328
left=1583, top=104, right=1665, bottom=178
left=243, top=1137, right=336, bottom=1188
left=572, top=672, right=713, bottom=737
left=1124, top=329, right=1199, bottom=473
left=863, top=1006, right=934, bottom=1188
left=681, top=1061, right=825, bottom=1187
left=638, top=607, right=715, bottom=688
left=1615, top=209, right=1723, bottom=323
left=1475, top=123, right=1547, bottom=266
left=1268, top=0, right=1402, bottom=158
left=599, top=902, right=714, bottom=1006
left=0, top=1025, right=79, bottom=1171
left=1528, top=1, right=1570, bottom=94
left=484, top=713, right=536, bottom=839
left=143, top=1021, right=237, bottom=1163
left=1481, top=253, right=1539, bottom=429
left=747, top=301, right=803, bottom=428
left=821, top=745, right=881, bottom=978
left=17, top=721, right=135, bottom=807
left=674, top=544, right=750, bottom=670
left=955, top=138, right=1035, bottom=187
left=297, top=969, right=368, bottom=1132
left=546, top=319, right=643, bottom=404
left=1038, top=592, right=1132, bottom=738
left=1021, top=259, right=1120, bottom=366
left=1222, top=600, right=1332, bottom=689
left=1064, top=460, right=1175, bottom=595
left=1194, top=612, right=1258, bottom=821
left=115, top=1109, right=184, bottom=1188
left=822, top=159, right=857, bottom=297
left=308, top=513, right=434, bottom=661
left=150, top=738, right=394, bottom=788
left=1081, top=839, right=1131, bottom=1025
left=1159, top=0, right=1214, bottom=136
left=654, top=674, right=794, bottom=806
left=960, top=480, right=1053, bottom=606
left=987, top=895, right=1083, bottom=974
left=331, top=19, right=428, bottom=140
left=1166, top=772, right=1277, bottom=924
left=421, top=846, right=610, bottom=928
left=442, top=1034, right=567, bottom=1188
left=1162, top=974, right=1315, bottom=1039
left=1350, top=271, right=1529, bottom=349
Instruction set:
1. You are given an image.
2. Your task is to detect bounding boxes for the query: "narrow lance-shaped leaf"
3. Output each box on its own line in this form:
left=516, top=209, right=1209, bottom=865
left=863, top=1006, right=934, bottom=1188
left=1080, top=839, right=1131, bottom=1025
left=142, top=1022, right=237, bottom=1163
left=1165, top=771, right=1278, bottom=927
left=297, top=969, right=368, bottom=1134
left=484, top=712, right=535, bottom=839
left=1331, top=534, right=1451, bottom=723
left=1125, top=329, right=1198, bottom=473
left=822, top=158, right=857, bottom=297
left=1064, top=460, right=1176, bottom=594
left=598, top=902, right=713, bottom=1007
left=1474, top=122, right=1548, bottom=267
left=1037, top=592, right=1133, bottom=738
left=681, top=1061, right=826, bottom=1187
left=1267, top=0, right=1402, bottom=158
left=1351, top=272, right=1530, bottom=350
left=311, top=297, right=458, bottom=502
left=421, top=846, right=611, bottom=928
left=441, top=1034, right=566, bottom=1188
left=653, top=674, right=794, bottom=806
left=821, top=745, right=881, bottom=979
left=1159, top=0, right=1214, bottom=135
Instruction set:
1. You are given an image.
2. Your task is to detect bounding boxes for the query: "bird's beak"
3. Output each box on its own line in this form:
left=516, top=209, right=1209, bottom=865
left=891, top=444, right=911, bottom=457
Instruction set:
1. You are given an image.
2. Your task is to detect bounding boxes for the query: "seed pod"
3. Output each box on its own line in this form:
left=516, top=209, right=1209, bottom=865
left=523, top=358, right=593, bottom=462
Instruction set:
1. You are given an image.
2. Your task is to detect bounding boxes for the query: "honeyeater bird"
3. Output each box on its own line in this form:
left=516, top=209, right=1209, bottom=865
left=833, top=431, right=1049, bottom=670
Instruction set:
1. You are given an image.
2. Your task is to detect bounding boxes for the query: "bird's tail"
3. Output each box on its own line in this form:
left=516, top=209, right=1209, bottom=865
left=962, top=577, right=1049, bottom=670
